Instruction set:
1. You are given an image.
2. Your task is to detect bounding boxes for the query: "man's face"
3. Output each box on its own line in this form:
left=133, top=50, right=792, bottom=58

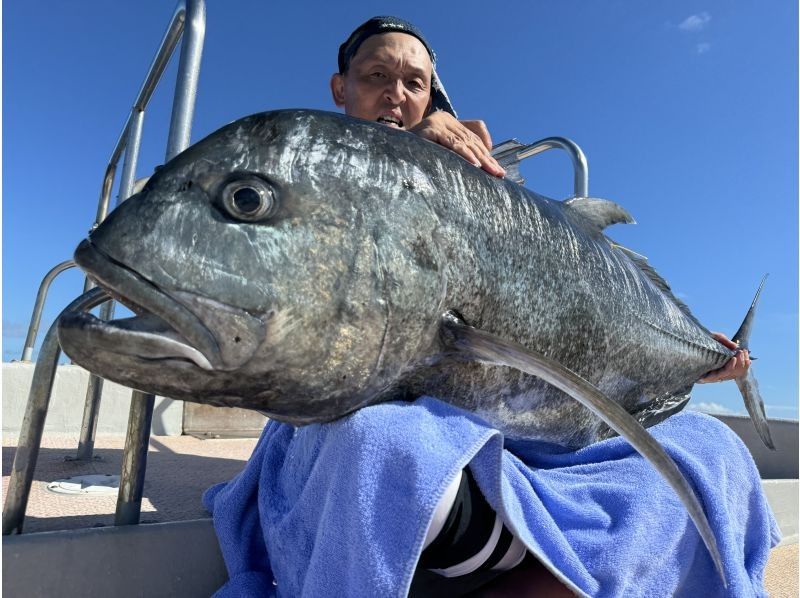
left=331, top=32, right=433, bottom=130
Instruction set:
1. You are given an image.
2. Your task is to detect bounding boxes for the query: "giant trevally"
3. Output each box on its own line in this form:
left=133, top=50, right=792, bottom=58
left=58, top=109, right=773, bottom=583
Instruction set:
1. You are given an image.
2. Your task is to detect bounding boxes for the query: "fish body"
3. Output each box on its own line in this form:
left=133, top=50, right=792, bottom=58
left=60, top=109, right=780, bottom=580
left=59, top=109, right=736, bottom=448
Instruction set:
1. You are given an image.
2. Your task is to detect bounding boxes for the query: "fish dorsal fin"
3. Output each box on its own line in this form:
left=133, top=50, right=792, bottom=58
left=563, top=197, right=636, bottom=234
left=610, top=240, right=704, bottom=329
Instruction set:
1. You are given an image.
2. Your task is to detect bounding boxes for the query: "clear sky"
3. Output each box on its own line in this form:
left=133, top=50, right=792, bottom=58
left=3, top=1, right=797, bottom=418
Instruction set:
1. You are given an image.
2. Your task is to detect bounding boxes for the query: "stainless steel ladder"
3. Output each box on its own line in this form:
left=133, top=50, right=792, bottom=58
left=3, top=0, right=206, bottom=535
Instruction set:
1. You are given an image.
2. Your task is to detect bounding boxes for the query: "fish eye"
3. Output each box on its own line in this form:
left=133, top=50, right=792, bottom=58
left=221, top=177, right=277, bottom=222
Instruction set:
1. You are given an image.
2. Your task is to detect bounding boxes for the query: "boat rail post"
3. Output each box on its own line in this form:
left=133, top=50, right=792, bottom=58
left=2, top=289, right=110, bottom=535
left=78, top=163, right=118, bottom=291
left=73, top=375, right=105, bottom=461
left=165, top=0, right=206, bottom=159
left=114, top=0, right=206, bottom=525
left=115, top=392, right=156, bottom=525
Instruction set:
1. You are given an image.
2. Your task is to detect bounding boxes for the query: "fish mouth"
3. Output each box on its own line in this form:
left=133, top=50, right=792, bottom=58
left=59, top=240, right=264, bottom=371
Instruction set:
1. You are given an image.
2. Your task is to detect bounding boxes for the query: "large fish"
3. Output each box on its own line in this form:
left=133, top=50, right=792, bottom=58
left=59, top=109, right=772, bottom=582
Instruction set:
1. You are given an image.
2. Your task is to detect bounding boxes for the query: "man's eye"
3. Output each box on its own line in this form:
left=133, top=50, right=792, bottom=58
left=370, top=72, right=386, bottom=79
left=407, top=80, right=425, bottom=92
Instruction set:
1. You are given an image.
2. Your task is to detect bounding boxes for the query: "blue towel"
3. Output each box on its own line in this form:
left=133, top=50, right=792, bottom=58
left=203, top=396, right=780, bottom=597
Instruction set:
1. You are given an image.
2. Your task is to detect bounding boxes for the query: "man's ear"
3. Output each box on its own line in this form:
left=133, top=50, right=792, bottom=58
left=330, top=73, right=346, bottom=107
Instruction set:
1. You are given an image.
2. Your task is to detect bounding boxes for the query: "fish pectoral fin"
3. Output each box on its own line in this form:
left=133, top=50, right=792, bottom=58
left=736, top=370, right=775, bottom=450
left=439, top=312, right=728, bottom=587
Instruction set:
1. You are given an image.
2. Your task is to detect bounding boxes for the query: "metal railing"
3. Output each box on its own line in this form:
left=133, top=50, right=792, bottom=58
left=21, top=260, right=76, bottom=362
left=75, top=0, right=205, bottom=469
left=93, top=0, right=205, bottom=229
left=3, top=0, right=206, bottom=534
left=492, top=136, right=589, bottom=198
left=3, top=289, right=110, bottom=534
left=21, top=0, right=207, bottom=366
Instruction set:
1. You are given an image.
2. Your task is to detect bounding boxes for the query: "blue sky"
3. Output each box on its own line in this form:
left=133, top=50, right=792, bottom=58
left=3, top=1, right=797, bottom=418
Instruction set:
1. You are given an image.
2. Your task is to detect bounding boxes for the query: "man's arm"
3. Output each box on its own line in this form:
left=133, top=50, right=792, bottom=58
left=410, top=111, right=506, bottom=178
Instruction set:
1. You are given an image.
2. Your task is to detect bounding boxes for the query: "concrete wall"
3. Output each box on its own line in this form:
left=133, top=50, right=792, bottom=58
left=713, top=414, right=799, bottom=479
left=2, top=362, right=183, bottom=436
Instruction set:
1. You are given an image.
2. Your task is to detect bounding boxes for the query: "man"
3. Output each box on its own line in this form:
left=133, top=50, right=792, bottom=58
left=204, top=17, right=775, bottom=597
left=330, top=17, right=506, bottom=178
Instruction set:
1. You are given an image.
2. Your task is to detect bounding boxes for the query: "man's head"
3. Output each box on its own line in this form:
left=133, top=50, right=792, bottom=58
left=330, top=16, right=455, bottom=130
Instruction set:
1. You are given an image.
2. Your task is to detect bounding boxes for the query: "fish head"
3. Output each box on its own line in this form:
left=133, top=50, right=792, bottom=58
left=59, top=110, right=446, bottom=423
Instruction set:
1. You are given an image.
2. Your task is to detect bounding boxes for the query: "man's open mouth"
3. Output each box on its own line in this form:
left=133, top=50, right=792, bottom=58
left=376, top=116, right=403, bottom=128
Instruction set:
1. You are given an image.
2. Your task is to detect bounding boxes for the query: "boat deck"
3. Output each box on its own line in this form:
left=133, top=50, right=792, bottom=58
left=2, top=433, right=255, bottom=533
left=2, top=430, right=797, bottom=596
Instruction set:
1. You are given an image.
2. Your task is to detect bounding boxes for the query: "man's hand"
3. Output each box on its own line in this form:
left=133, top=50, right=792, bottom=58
left=697, top=332, right=751, bottom=383
left=409, top=111, right=506, bottom=177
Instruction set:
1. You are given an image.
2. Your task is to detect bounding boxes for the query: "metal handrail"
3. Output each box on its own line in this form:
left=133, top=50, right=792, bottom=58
left=3, top=288, right=110, bottom=535
left=20, top=260, right=76, bottom=362
left=110, top=0, right=205, bottom=527
left=492, top=136, right=589, bottom=198
left=22, top=0, right=207, bottom=360
left=79, top=1, right=205, bottom=507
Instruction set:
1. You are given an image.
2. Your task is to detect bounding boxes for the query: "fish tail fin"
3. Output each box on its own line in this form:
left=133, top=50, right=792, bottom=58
left=735, top=371, right=775, bottom=450
left=732, top=275, right=775, bottom=450
left=731, top=274, right=767, bottom=351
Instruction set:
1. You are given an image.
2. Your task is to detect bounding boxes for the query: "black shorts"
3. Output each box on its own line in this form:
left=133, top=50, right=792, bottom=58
left=409, top=468, right=527, bottom=596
